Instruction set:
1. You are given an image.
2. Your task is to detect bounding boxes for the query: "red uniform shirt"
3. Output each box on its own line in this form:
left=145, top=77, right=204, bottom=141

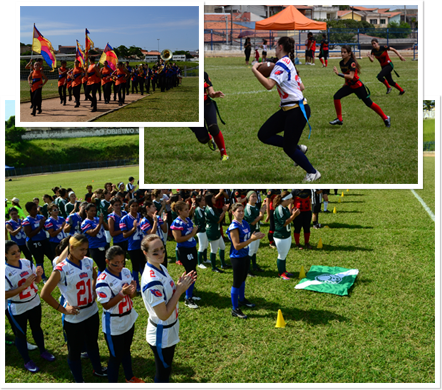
left=339, top=57, right=363, bottom=89
left=87, top=64, right=100, bottom=85
left=58, top=66, right=67, bottom=87
left=204, top=71, right=212, bottom=101
left=371, top=46, right=392, bottom=67
left=31, top=70, right=43, bottom=92
left=101, top=66, right=112, bottom=85
left=115, top=69, right=127, bottom=85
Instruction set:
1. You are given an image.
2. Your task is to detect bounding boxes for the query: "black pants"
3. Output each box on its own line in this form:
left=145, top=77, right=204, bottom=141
left=68, top=85, right=73, bottom=100
left=139, top=79, right=144, bottom=95
left=129, top=249, right=146, bottom=273
left=58, top=85, right=67, bottom=104
left=89, top=247, right=106, bottom=271
left=49, top=241, right=59, bottom=261
left=245, top=48, right=251, bottom=62
left=125, top=79, right=131, bottom=95
left=145, top=78, right=151, bottom=94
left=89, top=83, right=98, bottom=110
left=293, top=210, right=312, bottom=234
left=231, top=256, right=249, bottom=288
left=113, top=240, right=128, bottom=257
left=73, top=85, right=81, bottom=106
left=19, top=244, right=33, bottom=261
left=96, top=82, right=102, bottom=101
left=258, top=104, right=311, bottom=161
left=319, top=50, right=329, bottom=59
left=104, top=324, right=135, bottom=382
left=149, top=343, right=176, bottom=383
left=334, top=84, right=373, bottom=107
left=116, top=83, right=126, bottom=104
left=152, top=78, right=156, bottom=92
left=83, top=83, right=90, bottom=100
left=26, top=239, right=53, bottom=265
left=31, top=88, right=42, bottom=115
left=103, top=82, right=112, bottom=103
left=377, top=63, right=397, bottom=87
left=178, top=247, right=197, bottom=274
left=159, top=74, right=166, bottom=92
left=132, top=79, right=138, bottom=94
left=190, top=100, right=219, bottom=144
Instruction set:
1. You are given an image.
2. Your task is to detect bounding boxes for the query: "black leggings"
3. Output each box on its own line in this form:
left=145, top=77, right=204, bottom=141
left=104, top=324, right=135, bottom=382
left=178, top=247, right=197, bottom=273
left=116, top=83, right=126, bottom=103
left=231, top=256, right=249, bottom=288
left=245, top=48, right=251, bottom=62
left=19, top=244, right=33, bottom=261
left=73, top=84, right=81, bottom=105
left=26, top=239, right=53, bottom=265
left=129, top=249, right=146, bottom=273
left=149, top=343, right=176, bottom=383
left=103, top=82, right=112, bottom=102
left=258, top=104, right=311, bottom=160
left=89, top=247, right=106, bottom=272
left=293, top=210, right=312, bottom=234
left=132, top=79, right=139, bottom=93
left=58, top=84, right=67, bottom=103
left=377, top=64, right=397, bottom=87
left=31, top=88, right=42, bottom=114
left=89, top=83, right=98, bottom=110
left=334, top=84, right=373, bottom=107
left=190, top=100, right=219, bottom=144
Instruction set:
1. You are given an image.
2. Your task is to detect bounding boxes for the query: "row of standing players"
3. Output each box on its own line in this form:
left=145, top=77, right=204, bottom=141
left=27, top=58, right=181, bottom=115
left=5, top=188, right=323, bottom=382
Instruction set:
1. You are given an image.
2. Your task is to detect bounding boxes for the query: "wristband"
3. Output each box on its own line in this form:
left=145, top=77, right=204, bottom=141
left=337, top=73, right=345, bottom=78
left=56, top=303, right=60, bottom=311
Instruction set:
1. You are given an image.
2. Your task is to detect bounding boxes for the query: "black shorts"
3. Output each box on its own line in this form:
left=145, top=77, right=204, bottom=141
left=307, top=50, right=314, bottom=58
left=262, top=51, right=267, bottom=56
left=312, top=203, right=321, bottom=214
left=177, top=246, right=197, bottom=273
left=322, top=190, right=330, bottom=195
left=319, top=50, right=329, bottom=59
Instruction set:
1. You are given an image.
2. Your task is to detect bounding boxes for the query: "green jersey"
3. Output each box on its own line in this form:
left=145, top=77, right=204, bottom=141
left=40, top=203, right=49, bottom=218
left=205, top=206, right=221, bottom=241
left=101, top=200, right=111, bottom=220
left=65, top=202, right=78, bottom=217
left=153, top=200, right=162, bottom=213
left=193, top=207, right=206, bottom=233
left=244, top=204, right=260, bottom=234
left=274, top=205, right=291, bottom=239
left=55, top=198, right=68, bottom=218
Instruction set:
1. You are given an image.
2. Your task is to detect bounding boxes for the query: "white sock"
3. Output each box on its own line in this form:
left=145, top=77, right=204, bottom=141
left=324, top=201, right=328, bottom=211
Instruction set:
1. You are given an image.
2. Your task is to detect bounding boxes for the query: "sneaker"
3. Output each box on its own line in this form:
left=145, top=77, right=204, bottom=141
left=80, top=352, right=89, bottom=359
left=303, top=170, right=321, bottom=182
left=176, top=260, right=183, bottom=266
left=285, top=272, right=294, bottom=277
left=27, top=342, right=37, bottom=350
left=329, top=118, right=343, bottom=126
left=384, top=116, right=391, bottom=128
left=247, top=272, right=256, bottom=278
left=399, top=90, right=405, bottom=95
left=221, top=264, right=232, bottom=269
left=184, top=298, right=198, bottom=309
left=238, top=298, right=256, bottom=308
left=322, top=64, right=326, bottom=67
left=386, top=87, right=392, bottom=94
left=24, top=360, right=40, bottom=373
left=279, top=273, right=290, bottom=280
left=254, top=266, right=264, bottom=272
left=296, top=243, right=303, bottom=250
left=311, top=63, right=316, bottom=66
left=212, top=267, right=224, bottom=274
left=203, top=259, right=211, bottom=264
left=323, top=209, right=330, bottom=213
left=231, top=308, right=247, bottom=319
left=93, top=366, right=108, bottom=377
left=191, top=296, right=201, bottom=301
left=221, top=154, right=229, bottom=162
left=294, top=144, right=308, bottom=167
left=269, top=243, right=276, bottom=249
left=208, top=138, right=216, bottom=151
left=304, top=243, right=313, bottom=249
left=197, top=263, right=207, bottom=269
left=40, top=350, right=55, bottom=362
left=312, top=224, right=323, bottom=229
left=126, top=377, right=145, bottom=383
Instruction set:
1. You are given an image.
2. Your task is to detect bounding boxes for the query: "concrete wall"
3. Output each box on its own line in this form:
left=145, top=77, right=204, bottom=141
left=22, top=127, right=139, bottom=140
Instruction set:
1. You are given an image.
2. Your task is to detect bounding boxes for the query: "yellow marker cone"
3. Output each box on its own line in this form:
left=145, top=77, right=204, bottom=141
left=275, top=309, right=286, bottom=328
left=341, top=192, right=344, bottom=197
left=317, top=238, right=323, bottom=249
left=347, top=189, right=349, bottom=192
left=333, top=207, right=337, bottom=214
left=299, top=265, right=306, bottom=279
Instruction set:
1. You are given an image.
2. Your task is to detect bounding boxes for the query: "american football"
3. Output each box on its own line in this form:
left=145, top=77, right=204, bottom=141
left=257, top=61, right=275, bottom=77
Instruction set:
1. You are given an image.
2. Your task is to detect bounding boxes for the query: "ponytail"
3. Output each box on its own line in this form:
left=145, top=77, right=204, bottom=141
left=278, top=36, right=299, bottom=76
left=342, top=45, right=361, bottom=73
left=273, top=191, right=290, bottom=208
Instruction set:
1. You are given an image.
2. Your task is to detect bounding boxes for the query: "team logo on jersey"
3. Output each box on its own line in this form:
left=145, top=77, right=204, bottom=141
left=98, top=292, right=107, bottom=298
left=274, top=70, right=283, bottom=75
left=20, top=271, right=29, bottom=278
left=315, top=273, right=342, bottom=284
left=351, top=62, right=356, bottom=68
left=79, top=272, right=88, bottom=279
left=150, top=289, right=162, bottom=297
left=170, top=281, right=174, bottom=288
left=243, top=228, right=249, bottom=233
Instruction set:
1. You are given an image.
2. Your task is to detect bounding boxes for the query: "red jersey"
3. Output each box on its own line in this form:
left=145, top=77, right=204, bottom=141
left=267, top=190, right=281, bottom=211
left=101, top=66, right=113, bottom=85
left=31, top=70, right=43, bottom=92
left=204, top=71, right=212, bottom=101
left=292, top=189, right=311, bottom=212
left=87, top=64, right=100, bottom=85
left=339, top=57, right=363, bottom=89
left=371, top=46, right=392, bottom=67
left=115, top=69, right=127, bottom=85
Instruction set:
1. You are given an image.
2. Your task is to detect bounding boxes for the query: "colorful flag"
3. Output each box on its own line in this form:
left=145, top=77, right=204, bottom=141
left=85, top=28, right=94, bottom=64
left=32, top=24, right=56, bottom=71
left=99, top=43, right=118, bottom=71
left=294, top=265, right=359, bottom=296
left=76, top=40, right=85, bottom=67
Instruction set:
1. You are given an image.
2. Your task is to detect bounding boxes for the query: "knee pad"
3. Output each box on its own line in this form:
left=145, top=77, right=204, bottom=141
left=208, top=123, right=220, bottom=137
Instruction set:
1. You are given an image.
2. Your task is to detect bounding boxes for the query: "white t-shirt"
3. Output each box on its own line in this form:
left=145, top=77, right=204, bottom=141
left=269, top=56, right=304, bottom=107
left=141, top=262, right=179, bottom=348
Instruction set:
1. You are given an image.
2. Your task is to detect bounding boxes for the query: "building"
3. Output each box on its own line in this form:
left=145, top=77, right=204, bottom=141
left=57, top=45, right=76, bottom=54
left=337, top=9, right=365, bottom=21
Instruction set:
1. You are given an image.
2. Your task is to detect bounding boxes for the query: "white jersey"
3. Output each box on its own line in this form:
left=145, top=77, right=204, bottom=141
left=141, top=262, right=179, bottom=348
left=269, top=55, right=304, bottom=107
left=5, top=259, right=41, bottom=315
left=54, top=257, right=98, bottom=323
left=96, top=268, right=138, bottom=336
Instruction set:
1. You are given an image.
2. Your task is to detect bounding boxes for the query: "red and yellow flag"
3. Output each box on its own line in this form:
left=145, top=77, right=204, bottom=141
left=85, top=28, right=94, bottom=64
left=99, top=43, right=118, bottom=71
left=32, top=24, right=57, bottom=71
left=76, top=40, right=85, bottom=67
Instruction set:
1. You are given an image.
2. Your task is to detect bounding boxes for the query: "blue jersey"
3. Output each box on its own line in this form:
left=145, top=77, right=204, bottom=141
left=140, top=216, right=166, bottom=244
left=65, top=213, right=83, bottom=236
left=6, top=219, right=27, bottom=246
left=227, top=220, right=251, bottom=258
left=170, top=217, right=196, bottom=248
left=81, top=217, right=107, bottom=249
left=45, top=216, right=67, bottom=243
left=22, top=215, right=47, bottom=242
left=108, top=211, right=127, bottom=244
left=120, top=213, right=143, bottom=251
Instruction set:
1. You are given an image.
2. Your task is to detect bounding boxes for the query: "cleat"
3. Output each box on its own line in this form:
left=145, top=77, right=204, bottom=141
left=208, top=138, right=216, bottom=151
left=247, top=272, right=256, bottom=278
left=329, top=118, right=343, bottom=126
left=254, top=266, right=264, bottom=272
left=238, top=298, right=256, bottom=308
left=285, top=272, right=294, bottom=277
left=191, top=296, right=201, bottom=301
left=221, top=154, right=229, bottom=162
left=212, top=267, right=224, bottom=274
left=303, top=170, right=321, bottom=182
left=386, top=88, right=392, bottom=94
left=93, top=366, right=108, bottom=377
left=399, top=90, right=405, bottom=95
left=197, top=263, right=207, bottom=269
left=384, top=116, right=391, bottom=128
left=27, top=342, right=37, bottom=350
left=294, top=144, right=308, bottom=166
left=126, top=377, right=145, bottom=383
left=231, top=308, right=248, bottom=319
left=184, top=298, right=198, bottom=309
left=323, top=209, right=330, bottom=213
left=24, top=360, right=40, bottom=373
left=279, top=273, right=290, bottom=280
left=203, top=259, right=211, bottom=264
left=312, top=224, right=323, bottom=229
left=220, top=264, right=232, bottom=269
left=304, top=243, right=313, bottom=249
left=296, top=244, right=303, bottom=250
left=269, top=243, right=276, bottom=249
left=40, top=351, right=55, bottom=362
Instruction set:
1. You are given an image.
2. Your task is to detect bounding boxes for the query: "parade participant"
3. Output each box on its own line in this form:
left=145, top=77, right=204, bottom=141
left=137, top=65, right=145, bottom=95
left=330, top=45, right=391, bottom=127
left=170, top=201, right=199, bottom=309
left=58, top=60, right=68, bottom=105
left=28, top=62, right=48, bottom=116
left=6, top=208, right=33, bottom=261
left=244, top=37, right=252, bottom=65
left=82, top=65, right=90, bottom=102
left=108, top=197, right=128, bottom=254
left=81, top=203, right=108, bottom=272
left=66, top=70, right=73, bottom=101
left=140, top=234, right=197, bottom=383
left=252, top=36, right=321, bottom=182
left=96, top=246, right=144, bottom=383
left=273, top=191, right=300, bottom=280
left=368, top=38, right=406, bottom=95
left=145, top=64, right=152, bottom=94
left=291, top=189, right=313, bottom=249
left=5, top=241, right=55, bottom=374
left=261, top=39, right=268, bottom=61
left=87, top=57, right=101, bottom=113
left=120, top=200, right=144, bottom=292
left=243, top=191, right=266, bottom=275
left=41, top=234, right=107, bottom=383
left=319, top=34, right=329, bottom=67
left=205, top=192, right=230, bottom=273
left=190, top=72, right=229, bottom=160
left=44, top=204, right=67, bottom=260
left=101, top=61, right=113, bottom=104
left=25, top=58, right=43, bottom=109
left=71, top=60, right=84, bottom=108
left=112, top=62, right=130, bottom=106
left=193, top=195, right=209, bottom=269
left=227, top=204, right=265, bottom=319
left=64, top=201, right=87, bottom=236
left=125, top=61, right=132, bottom=96
left=22, top=202, right=52, bottom=281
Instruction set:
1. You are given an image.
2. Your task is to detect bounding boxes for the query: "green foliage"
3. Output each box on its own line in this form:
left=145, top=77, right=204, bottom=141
left=5, top=116, right=26, bottom=144
left=369, top=22, right=411, bottom=39
left=423, top=100, right=435, bottom=111
left=326, top=19, right=374, bottom=44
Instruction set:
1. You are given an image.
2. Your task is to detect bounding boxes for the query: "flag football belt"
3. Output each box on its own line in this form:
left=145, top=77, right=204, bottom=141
left=281, top=99, right=313, bottom=139
left=149, top=318, right=177, bottom=329
left=110, top=309, right=132, bottom=317
left=9, top=293, right=38, bottom=305
left=390, top=62, right=400, bottom=78
left=78, top=302, right=94, bottom=310
left=281, top=99, right=308, bottom=111
left=209, top=98, right=226, bottom=125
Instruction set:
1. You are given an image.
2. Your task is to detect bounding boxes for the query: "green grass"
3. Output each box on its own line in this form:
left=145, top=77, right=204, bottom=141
left=145, top=56, right=418, bottom=184
left=5, top=161, right=435, bottom=383
left=423, top=119, right=435, bottom=143
left=414, top=156, right=435, bottom=213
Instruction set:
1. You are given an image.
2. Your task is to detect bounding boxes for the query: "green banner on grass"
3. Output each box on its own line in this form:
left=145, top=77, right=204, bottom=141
left=295, top=266, right=359, bottom=296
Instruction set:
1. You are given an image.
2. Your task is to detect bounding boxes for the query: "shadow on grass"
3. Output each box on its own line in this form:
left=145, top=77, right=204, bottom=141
left=326, top=223, right=374, bottom=229
left=320, top=244, right=374, bottom=252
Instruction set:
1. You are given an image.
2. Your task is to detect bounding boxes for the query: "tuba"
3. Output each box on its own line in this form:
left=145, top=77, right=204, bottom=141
left=158, top=49, right=173, bottom=73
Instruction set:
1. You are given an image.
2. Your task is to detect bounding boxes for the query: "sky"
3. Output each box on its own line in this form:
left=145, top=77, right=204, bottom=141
left=5, top=100, right=14, bottom=121
left=20, top=6, right=199, bottom=52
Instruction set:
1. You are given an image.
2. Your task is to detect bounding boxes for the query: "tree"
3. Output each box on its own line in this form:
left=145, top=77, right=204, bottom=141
left=423, top=100, right=435, bottom=111
left=114, top=45, right=129, bottom=58
left=338, top=5, right=350, bottom=10
left=5, top=116, right=26, bottom=144
left=325, top=19, right=374, bottom=45
left=128, top=46, right=143, bottom=58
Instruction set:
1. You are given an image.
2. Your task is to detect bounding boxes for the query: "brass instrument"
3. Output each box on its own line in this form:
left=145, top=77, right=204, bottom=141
left=158, top=49, right=173, bottom=73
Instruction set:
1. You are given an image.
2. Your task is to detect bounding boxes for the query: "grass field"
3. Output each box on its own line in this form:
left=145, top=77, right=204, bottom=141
left=424, top=118, right=435, bottom=143
left=144, top=56, right=418, bottom=184
left=4, top=158, right=435, bottom=383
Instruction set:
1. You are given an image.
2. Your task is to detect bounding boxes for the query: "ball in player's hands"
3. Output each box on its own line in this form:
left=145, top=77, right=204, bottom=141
left=257, top=62, right=275, bottom=78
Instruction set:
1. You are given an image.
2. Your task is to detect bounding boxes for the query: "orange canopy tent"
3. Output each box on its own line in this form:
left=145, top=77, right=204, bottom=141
left=255, top=5, right=326, bottom=31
